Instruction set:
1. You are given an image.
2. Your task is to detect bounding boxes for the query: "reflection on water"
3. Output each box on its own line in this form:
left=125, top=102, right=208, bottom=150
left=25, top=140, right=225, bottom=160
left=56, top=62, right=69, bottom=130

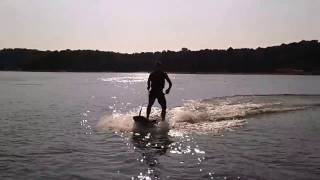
left=131, top=123, right=172, bottom=179
left=98, top=73, right=149, bottom=83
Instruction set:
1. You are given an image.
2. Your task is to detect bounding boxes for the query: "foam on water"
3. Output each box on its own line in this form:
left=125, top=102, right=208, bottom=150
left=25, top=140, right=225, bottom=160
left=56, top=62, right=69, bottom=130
left=97, top=112, right=135, bottom=132
left=97, top=95, right=320, bottom=134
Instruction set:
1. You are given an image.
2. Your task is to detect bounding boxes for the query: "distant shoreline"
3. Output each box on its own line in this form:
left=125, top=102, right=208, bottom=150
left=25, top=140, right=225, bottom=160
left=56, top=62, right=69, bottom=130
left=1, top=70, right=319, bottom=76
left=1, top=40, right=319, bottom=74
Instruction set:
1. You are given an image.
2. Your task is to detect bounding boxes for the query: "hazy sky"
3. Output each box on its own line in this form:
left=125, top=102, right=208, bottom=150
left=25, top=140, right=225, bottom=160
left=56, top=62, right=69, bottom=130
left=0, top=0, right=319, bottom=53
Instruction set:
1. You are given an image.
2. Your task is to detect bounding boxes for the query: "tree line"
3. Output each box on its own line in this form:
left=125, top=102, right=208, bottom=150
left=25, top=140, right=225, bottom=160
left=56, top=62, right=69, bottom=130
left=0, top=40, right=319, bottom=74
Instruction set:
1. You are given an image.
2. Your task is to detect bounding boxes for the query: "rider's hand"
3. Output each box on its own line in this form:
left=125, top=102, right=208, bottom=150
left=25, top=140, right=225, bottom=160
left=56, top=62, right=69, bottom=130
left=165, top=89, right=170, bottom=94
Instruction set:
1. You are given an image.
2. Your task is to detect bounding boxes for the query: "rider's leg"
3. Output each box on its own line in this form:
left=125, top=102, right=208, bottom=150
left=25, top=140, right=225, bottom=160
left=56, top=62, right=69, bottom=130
left=147, top=94, right=156, bottom=119
left=157, top=94, right=167, bottom=121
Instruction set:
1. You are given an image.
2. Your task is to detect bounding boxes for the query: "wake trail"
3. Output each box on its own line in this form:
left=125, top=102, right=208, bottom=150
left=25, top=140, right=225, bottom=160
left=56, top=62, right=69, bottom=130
left=97, top=94, right=320, bottom=134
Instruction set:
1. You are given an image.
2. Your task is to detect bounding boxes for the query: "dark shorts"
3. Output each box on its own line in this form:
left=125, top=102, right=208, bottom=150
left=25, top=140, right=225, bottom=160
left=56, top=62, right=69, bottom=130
left=148, top=90, right=166, bottom=109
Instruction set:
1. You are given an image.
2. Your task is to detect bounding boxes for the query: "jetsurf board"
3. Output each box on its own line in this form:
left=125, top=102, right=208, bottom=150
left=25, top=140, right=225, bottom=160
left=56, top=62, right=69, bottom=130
left=133, top=116, right=158, bottom=124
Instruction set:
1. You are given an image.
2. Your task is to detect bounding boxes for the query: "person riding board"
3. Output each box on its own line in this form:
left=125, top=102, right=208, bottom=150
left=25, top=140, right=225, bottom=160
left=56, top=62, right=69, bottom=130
left=147, top=62, right=172, bottom=121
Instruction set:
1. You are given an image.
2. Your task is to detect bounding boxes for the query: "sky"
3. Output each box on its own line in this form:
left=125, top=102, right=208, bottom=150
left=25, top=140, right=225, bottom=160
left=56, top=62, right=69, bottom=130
left=0, top=0, right=319, bottom=53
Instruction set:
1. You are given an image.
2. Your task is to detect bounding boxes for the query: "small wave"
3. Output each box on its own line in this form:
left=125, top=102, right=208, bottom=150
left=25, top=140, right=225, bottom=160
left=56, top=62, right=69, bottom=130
left=170, top=120, right=246, bottom=135
left=97, top=94, right=320, bottom=134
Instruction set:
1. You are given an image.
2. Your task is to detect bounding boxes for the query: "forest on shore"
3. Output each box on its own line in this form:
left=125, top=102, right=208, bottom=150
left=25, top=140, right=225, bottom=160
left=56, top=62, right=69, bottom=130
left=0, top=40, right=319, bottom=74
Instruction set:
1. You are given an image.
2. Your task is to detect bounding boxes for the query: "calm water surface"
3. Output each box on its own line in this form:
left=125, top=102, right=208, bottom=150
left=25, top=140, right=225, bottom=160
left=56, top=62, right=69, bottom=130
left=0, top=71, right=320, bottom=180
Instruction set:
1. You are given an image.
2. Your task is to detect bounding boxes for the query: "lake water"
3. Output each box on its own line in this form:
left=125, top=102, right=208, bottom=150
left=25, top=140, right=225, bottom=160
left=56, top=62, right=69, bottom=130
left=0, top=71, right=320, bottom=180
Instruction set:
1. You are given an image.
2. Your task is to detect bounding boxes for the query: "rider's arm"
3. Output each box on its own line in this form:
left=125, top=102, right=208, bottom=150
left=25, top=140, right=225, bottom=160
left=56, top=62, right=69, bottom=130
left=165, top=73, right=172, bottom=94
left=147, top=74, right=151, bottom=91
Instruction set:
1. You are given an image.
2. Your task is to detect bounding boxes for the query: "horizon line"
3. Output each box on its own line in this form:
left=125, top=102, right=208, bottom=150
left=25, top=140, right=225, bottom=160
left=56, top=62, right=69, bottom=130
left=1, top=39, right=318, bottom=54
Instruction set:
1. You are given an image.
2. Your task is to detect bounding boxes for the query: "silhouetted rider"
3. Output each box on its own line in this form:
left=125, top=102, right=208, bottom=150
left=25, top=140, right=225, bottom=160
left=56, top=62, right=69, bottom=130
left=147, top=62, right=172, bottom=121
